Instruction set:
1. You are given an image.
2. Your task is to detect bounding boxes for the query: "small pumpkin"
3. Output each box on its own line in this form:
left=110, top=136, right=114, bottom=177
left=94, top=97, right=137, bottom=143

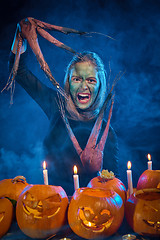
left=0, top=176, right=28, bottom=201
left=68, top=187, right=124, bottom=239
left=16, top=184, right=68, bottom=239
left=137, top=170, right=160, bottom=190
left=87, top=170, right=126, bottom=203
left=0, top=197, right=14, bottom=238
left=125, top=188, right=160, bottom=237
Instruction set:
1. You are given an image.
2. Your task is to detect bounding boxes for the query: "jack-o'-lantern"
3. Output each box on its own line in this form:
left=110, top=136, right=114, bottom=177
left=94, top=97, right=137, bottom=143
left=87, top=170, right=126, bottom=203
left=0, top=176, right=28, bottom=201
left=137, top=170, right=160, bottom=190
left=125, top=188, right=160, bottom=237
left=16, top=184, right=68, bottom=239
left=0, top=197, right=14, bottom=238
left=68, top=187, right=124, bottom=239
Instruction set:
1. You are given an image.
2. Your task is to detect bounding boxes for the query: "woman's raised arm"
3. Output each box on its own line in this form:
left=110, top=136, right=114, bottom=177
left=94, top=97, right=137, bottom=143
left=8, top=22, right=57, bottom=120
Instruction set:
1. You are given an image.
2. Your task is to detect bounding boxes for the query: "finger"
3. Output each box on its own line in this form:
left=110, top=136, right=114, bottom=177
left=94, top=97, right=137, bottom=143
left=37, top=27, right=77, bottom=54
left=33, top=18, right=86, bottom=35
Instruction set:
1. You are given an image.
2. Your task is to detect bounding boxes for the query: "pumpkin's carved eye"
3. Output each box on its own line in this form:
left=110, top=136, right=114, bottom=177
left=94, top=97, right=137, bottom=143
left=0, top=212, right=5, bottom=222
left=42, top=195, right=61, bottom=216
left=143, top=203, right=158, bottom=212
left=95, top=209, right=112, bottom=225
left=46, top=194, right=61, bottom=202
left=23, top=192, right=38, bottom=208
left=82, top=207, right=95, bottom=221
left=100, top=209, right=111, bottom=215
left=22, top=193, right=62, bottom=219
left=23, top=192, right=36, bottom=201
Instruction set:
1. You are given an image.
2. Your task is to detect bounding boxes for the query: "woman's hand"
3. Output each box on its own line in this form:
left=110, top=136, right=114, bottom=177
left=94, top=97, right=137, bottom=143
left=11, top=22, right=27, bottom=54
left=10, top=17, right=85, bottom=99
left=5, top=17, right=85, bottom=102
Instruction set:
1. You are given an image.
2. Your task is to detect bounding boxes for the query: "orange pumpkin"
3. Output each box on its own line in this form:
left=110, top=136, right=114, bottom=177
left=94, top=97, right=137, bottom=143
left=0, top=197, right=14, bottom=238
left=68, top=187, right=124, bottom=239
left=137, top=170, right=160, bottom=190
left=16, top=184, right=68, bottom=239
left=0, top=176, right=28, bottom=201
left=125, top=188, right=160, bottom=237
left=87, top=170, right=126, bottom=203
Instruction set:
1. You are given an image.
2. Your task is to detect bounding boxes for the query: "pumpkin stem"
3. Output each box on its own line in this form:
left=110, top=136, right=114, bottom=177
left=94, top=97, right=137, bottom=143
left=11, top=176, right=27, bottom=184
left=99, top=169, right=115, bottom=180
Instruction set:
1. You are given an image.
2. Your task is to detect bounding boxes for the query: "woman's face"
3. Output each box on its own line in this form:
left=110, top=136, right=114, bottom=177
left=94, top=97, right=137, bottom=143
left=69, top=61, right=100, bottom=110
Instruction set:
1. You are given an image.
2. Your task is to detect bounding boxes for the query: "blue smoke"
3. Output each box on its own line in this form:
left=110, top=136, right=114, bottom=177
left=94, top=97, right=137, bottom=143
left=0, top=0, right=160, bottom=189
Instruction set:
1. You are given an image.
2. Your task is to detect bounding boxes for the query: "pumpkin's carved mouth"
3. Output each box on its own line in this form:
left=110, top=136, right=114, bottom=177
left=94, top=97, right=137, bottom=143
left=22, top=201, right=60, bottom=219
left=0, top=212, right=4, bottom=222
left=78, top=207, right=114, bottom=232
left=143, top=219, right=160, bottom=231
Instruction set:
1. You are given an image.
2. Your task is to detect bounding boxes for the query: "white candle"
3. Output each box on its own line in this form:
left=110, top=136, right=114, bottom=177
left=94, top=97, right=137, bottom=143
left=43, top=161, right=48, bottom=185
left=127, top=161, right=133, bottom=196
left=147, top=153, right=152, bottom=170
left=73, top=165, right=79, bottom=191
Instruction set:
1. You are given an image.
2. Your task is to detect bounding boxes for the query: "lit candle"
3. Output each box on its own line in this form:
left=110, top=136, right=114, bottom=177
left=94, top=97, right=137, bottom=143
left=147, top=153, right=152, bottom=170
left=127, top=161, right=133, bottom=196
left=73, top=165, right=79, bottom=191
left=43, top=161, right=48, bottom=185
left=122, top=234, right=136, bottom=240
left=59, top=238, right=71, bottom=240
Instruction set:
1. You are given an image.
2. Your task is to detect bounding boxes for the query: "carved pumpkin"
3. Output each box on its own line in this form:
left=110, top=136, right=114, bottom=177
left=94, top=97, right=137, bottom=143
left=87, top=170, right=126, bottom=203
left=0, top=197, right=14, bottom=238
left=0, top=176, right=28, bottom=201
left=68, top=187, right=124, bottom=239
left=137, top=170, right=160, bottom=190
left=16, top=184, right=68, bottom=239
left=125, top=188, right=160, bottom=237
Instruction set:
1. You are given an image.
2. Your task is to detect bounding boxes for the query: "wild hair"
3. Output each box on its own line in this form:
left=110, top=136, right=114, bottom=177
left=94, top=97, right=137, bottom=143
left=64, top=51, right=108, bottom=121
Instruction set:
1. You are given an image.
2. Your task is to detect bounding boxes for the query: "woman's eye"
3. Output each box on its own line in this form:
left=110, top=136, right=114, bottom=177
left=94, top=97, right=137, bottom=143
left=87, top=78, right=97, bottom=84
left=72, top=77, right=81, bottom=82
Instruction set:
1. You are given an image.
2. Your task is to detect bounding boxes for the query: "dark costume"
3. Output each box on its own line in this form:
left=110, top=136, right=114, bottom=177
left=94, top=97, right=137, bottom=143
left=9, top=52, right=119, bottom=196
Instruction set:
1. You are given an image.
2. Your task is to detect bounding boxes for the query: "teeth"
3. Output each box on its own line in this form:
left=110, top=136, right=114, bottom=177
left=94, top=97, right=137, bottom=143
left=78, top=93, right=89, bottom=97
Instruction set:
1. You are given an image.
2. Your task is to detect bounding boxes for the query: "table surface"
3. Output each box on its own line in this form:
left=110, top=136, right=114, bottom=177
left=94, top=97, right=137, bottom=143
left=1, top=218, right=158, bottom=240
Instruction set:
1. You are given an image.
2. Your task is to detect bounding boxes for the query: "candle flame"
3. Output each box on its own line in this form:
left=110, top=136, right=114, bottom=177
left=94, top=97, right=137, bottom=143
left=127, top=161, right=132, bottom=170
left=73, top=165, right=78, bottom=174
left=43, top=161, right=46, bottom=170
left=147, top=153, right=151, bottom=161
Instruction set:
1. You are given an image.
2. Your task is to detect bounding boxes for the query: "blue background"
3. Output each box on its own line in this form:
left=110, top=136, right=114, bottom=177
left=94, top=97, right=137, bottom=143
left=0, top=0, right=159, bottom=189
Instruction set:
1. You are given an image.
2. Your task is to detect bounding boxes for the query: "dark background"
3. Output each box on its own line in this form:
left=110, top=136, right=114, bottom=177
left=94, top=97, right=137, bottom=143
left=0, top=0, right=159, bottom=189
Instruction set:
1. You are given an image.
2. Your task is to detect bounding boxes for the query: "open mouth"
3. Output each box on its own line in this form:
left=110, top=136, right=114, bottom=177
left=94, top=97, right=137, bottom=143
left=80, top=216, right=114, bottom=232
left=77, top=93, right=91, bottom=104
left=78, top=208, right=114, bottom=232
